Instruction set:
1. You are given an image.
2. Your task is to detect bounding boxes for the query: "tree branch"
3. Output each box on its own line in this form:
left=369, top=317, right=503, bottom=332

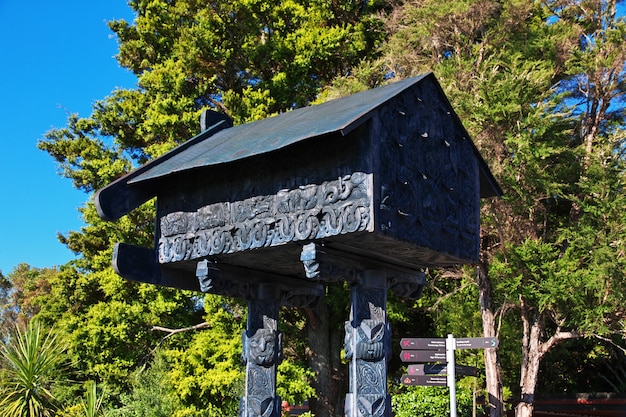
left=540, top=330, right=582, bottom=358
left=151, top=322, right=212, bottom=340
left=137, top=322, right=213, bottom=372
left=594, top=334, right=626, bottom=356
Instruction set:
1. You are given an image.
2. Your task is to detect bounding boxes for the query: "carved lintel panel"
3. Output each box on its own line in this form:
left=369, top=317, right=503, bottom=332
left=158, top=173, right=373, bottom=264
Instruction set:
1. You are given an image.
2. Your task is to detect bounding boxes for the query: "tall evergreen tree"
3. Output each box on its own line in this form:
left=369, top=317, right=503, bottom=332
left=324, top=1, right=625, bottom=416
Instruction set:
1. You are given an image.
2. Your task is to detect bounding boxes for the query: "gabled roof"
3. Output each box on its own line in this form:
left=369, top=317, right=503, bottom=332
left=129, top=74, right=430, bottom=184
left=95, top=73, right=501, bottom=221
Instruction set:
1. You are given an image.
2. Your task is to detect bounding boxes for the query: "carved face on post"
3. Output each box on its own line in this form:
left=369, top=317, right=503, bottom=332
left=243, top=329, right=281, bottom=367
left=345, top=319, right=386, bottom=362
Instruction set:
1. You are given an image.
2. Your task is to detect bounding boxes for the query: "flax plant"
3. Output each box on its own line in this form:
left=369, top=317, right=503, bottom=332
left=78, top=381, right=104, bottom=417
left=0, top=321, right=65, bottom=417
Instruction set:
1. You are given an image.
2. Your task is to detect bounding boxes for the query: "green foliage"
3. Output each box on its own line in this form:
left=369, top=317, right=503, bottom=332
left=277, top=357, right=316, bottom=404
left=112, top=353, right=185, bottom=417
left=77, top=381, right=106, bottom=417
left=538, top=336, right=626, bottom=394
left=0, top=321, right=67, bottom=417
left=392, top=386, right=473, bottom=417
left=161, top=295, right=245, bottom=415
left=1, top=265, right=58, bottom=335
left=21, top=261, right=202, bottom=400
left=0, top=270, right=12, bottom=334
left=105, top=0, right=386, bottom=127
left=38, top=114, right=131, bottom=193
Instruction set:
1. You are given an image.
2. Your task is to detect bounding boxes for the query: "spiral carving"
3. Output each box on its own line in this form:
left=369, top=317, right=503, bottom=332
left=158, top=173, right=373, bottom=264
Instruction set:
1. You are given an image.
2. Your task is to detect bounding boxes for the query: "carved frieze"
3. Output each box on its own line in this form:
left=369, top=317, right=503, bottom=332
left=158, top=173, right=373, bottom=264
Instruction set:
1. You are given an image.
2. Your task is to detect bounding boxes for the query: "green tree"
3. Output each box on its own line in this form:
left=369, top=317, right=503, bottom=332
left=0, top=321, right=66, bottom=417
left=0, top=269, right=14, bottom=336
left=1, top=265, right=59, bottom=335
left=31, top=262, right=202, bottom=400
left=324, top=1, right=625, bottom=416
left=162, top=295, right=245, bottom=416
left=491, top=2, right=626, bottom=416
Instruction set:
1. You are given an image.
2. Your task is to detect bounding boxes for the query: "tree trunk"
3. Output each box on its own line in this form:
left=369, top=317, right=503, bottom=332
left=516, top=297, right=543, bottom=417
left=517, top=340, right=542, bottom=417
left=477, top=264, right=504, bottom=417
left=516, top=297, right=582, bottom=417
left=306, top=287, right=346, bottom=417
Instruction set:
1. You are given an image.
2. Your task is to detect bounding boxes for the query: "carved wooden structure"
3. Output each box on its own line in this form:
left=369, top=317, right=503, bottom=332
left=95, top=73, right=501, bottom=417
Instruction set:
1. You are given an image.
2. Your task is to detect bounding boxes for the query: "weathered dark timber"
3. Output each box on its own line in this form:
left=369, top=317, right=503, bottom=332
left=241, top=284, right=282, bottom=417
left=96, top=74, right=501, bottom=291
left=95, top=118, right=232, bottom=222
left=113, top=242, right=323, bottom=308
left=344, top=271, right=392, bottom=417
left=95, top=73, right=502, bottom=417
left=300, top=243, right=426, bottom=299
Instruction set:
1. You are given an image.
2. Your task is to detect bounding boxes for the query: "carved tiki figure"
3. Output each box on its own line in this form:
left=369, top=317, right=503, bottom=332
left=242, top=328, right=283, bottom=367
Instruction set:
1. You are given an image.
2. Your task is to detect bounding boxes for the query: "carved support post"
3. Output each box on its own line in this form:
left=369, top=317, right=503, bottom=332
left=344, top=270, right=391, bottom=417
left=240, top=283, right=282, bottom=417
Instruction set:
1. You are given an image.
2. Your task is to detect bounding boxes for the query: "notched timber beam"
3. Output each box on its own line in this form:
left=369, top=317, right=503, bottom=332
left=113, top=242, right=201, bottom=291
left=300, top=242, right=426, bottom=299
left=113, top=242, right=324, bottom=308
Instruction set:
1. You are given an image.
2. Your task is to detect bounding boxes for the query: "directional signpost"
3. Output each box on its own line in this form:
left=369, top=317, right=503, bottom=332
left=400, top=338, right=446, bottom=350
left=400, top=350, right=447, bottom=362
left=407, top=364, right=477, bottom=377
left=401, top=375, right=447, bottom=386
left=399, top=334, right=498, bottom=417
left=455, top=337, right=499, bottom=349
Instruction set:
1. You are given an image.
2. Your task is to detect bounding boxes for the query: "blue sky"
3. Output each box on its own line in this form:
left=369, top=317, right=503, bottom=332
left=0, top=1, right=136, bottom=274
left=0, top=2, right=623, bottom=275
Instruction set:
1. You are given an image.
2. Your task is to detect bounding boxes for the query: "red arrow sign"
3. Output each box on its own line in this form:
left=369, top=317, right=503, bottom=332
left=407, top=364, right=478, bottom=377
left=407, top=364, right=446, bottom=375
left=400, top=350, right=447, bottom=363
left=400, top=338, right=446, bottom=350
left=401, top=374, right=447, bottom=386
